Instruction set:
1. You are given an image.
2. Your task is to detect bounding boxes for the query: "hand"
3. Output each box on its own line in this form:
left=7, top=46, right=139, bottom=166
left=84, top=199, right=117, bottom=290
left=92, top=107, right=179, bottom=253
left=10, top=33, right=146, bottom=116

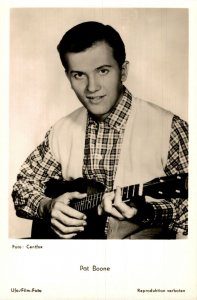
left=97, top=186, right=137, bottom=220
left=39, top=192, right=87, bottom=239
left=176, top=233, right=187, bottom=239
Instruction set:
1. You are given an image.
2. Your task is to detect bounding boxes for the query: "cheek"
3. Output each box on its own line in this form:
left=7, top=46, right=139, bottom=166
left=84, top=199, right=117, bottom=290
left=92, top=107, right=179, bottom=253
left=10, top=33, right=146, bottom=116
left=70, top=79, right=85, bottom=93
left=70, top=82, right=87, bottom=104
left=70, top=80, right=78, bottom=92
left=105, top=73, right=121, bottom=88
left=107, top=80, right=122, bottom=99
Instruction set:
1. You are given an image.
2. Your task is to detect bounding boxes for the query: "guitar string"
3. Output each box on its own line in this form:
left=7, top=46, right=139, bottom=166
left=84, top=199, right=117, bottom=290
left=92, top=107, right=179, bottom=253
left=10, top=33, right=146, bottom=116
left=72, top=174, right=187, bottom=211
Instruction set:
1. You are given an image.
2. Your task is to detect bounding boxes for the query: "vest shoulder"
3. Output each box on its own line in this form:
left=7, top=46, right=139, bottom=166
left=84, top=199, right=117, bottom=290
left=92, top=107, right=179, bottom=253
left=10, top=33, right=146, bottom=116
left=52, top=106, right=87, bottom=132
left=133, top=96, right=174, bottom=118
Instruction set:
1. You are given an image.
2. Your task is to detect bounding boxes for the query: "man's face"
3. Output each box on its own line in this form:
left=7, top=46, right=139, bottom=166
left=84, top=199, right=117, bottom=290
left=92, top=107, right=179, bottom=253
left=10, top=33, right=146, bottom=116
left=66, top=41, right=128, bottom=121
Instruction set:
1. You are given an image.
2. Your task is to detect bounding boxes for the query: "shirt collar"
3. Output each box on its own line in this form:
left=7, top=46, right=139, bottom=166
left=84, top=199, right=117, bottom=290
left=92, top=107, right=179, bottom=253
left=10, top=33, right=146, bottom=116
left=88, top=86, right=132, bottom=131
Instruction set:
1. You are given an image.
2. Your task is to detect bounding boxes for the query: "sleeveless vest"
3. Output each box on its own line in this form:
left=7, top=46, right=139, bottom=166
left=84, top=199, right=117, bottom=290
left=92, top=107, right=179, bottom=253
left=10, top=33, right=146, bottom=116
left=49, top=97, right=173, bottom=239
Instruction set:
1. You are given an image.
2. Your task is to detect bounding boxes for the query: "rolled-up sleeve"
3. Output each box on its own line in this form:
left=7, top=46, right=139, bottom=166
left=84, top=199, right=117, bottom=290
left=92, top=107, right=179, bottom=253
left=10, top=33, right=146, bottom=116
left=12, top=130, right=63, bottom=219
left=164, top=115, right=188, bottom=235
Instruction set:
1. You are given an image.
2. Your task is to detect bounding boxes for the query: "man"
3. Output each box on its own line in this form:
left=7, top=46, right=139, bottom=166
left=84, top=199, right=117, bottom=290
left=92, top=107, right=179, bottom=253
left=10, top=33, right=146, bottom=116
left=12, top=21, right=188, bottom=239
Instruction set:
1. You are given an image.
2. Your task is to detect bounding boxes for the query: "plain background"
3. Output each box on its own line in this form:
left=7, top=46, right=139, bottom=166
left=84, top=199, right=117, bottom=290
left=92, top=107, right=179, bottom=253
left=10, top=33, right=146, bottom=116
left=9, top=8, right=188, bottom=238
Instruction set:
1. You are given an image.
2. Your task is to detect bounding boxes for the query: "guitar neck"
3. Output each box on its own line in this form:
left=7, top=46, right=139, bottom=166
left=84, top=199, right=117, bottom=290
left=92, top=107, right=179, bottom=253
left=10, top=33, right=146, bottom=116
left=71, top=191, right=104, bottom=212
left=70, top=173, right=188, bottom=213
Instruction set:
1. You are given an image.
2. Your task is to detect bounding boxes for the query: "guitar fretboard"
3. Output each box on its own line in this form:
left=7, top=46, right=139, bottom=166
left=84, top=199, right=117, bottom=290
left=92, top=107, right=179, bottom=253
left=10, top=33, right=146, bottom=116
left=70, top=173, right=188, bottom=212
left=71, top=184, right=141, bottom=212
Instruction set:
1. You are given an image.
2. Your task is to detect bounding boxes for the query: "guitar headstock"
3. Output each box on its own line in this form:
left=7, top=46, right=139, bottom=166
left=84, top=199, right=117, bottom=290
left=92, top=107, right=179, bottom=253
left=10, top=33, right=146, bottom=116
left=144, top=173, right=188, bottom=199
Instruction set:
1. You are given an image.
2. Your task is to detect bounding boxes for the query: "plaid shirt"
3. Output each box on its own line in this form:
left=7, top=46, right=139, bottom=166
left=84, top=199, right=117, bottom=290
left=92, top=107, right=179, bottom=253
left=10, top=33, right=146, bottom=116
left=12, top=88, right=188, bottom=235
left=83, top=88, right=132, bottom=191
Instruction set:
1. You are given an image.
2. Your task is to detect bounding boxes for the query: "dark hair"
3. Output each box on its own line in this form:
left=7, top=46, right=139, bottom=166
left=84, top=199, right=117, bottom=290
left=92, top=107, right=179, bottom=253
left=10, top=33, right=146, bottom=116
left=57, top=21, right=126, bottom=71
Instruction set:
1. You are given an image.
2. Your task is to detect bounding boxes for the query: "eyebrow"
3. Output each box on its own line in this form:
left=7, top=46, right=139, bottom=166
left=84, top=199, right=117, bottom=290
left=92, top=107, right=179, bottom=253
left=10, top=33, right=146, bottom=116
left=96, top=64, right=112, bottom=70
left=70, top=64, right=112, bottom=74
left=70, top=70, right=84, bottom=74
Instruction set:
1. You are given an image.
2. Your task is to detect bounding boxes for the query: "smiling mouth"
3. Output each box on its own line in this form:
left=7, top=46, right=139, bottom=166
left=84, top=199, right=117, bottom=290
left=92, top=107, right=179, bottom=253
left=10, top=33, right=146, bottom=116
left=87, top=95, right=105, bottom=103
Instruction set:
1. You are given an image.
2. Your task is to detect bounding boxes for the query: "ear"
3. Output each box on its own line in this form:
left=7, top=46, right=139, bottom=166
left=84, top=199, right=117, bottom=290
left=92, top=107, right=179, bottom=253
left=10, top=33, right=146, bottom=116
left=121, top=61, right=129, bottom=82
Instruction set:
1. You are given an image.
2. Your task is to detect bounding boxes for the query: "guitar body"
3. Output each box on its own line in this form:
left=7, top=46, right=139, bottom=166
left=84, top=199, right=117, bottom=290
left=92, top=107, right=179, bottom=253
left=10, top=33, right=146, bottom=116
left=31, top=178, right=107, bottom=239
left=31, top=173, right=188, bottom=239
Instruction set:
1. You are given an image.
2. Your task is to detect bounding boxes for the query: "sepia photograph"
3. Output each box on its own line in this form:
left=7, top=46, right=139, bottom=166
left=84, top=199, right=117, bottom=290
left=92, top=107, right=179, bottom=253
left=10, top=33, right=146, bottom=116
left=9, top=7, right=188, bottom=240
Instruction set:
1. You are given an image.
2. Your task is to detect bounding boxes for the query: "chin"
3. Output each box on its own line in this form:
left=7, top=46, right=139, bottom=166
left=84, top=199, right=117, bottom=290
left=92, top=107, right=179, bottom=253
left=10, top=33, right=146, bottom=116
left=92, top=110, right=110, bottom=121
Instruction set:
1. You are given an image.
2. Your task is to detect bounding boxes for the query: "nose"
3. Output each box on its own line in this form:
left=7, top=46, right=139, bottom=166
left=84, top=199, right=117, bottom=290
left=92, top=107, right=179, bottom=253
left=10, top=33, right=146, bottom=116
left=87, top=75, right=100, bottom=93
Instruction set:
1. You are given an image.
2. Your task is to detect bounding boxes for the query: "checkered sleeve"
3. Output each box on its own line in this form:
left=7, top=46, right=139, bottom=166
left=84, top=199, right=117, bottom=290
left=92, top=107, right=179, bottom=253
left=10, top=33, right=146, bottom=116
left=164, top=115, right=188, bottom=235
left=12, top=129, right=63, bottom=219
left=146, top=115, right=188, bottom=235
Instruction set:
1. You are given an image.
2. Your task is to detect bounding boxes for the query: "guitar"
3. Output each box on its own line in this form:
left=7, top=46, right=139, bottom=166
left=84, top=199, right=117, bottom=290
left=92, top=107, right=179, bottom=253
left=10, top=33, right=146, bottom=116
left=31, top=173, right=188, bottom=239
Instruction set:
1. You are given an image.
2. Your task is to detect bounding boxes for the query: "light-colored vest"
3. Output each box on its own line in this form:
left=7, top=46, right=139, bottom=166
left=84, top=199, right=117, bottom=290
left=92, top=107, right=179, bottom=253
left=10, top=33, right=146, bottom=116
left=49, top=97, right=173, bottom=239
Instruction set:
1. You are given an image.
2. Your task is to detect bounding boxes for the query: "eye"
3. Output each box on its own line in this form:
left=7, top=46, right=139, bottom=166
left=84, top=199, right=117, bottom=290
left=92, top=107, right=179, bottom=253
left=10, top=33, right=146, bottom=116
left=98, top=68, right=109, bottom=76
left=72, top=72, right=86, bottom=80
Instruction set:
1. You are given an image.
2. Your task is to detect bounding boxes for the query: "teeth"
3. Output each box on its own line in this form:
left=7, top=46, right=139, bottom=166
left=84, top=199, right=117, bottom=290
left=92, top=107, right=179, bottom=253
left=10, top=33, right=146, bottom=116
left=88, top=96, right=103, bottom=100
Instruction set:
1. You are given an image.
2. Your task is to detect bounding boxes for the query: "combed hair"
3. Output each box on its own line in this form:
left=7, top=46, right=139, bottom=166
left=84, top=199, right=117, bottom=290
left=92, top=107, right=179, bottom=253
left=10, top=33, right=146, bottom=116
left=57, top=21, right=126, bottom=71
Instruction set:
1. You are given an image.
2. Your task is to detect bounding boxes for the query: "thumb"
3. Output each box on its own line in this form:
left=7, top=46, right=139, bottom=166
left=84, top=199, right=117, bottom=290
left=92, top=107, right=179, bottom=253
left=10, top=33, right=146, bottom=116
left=97, top=204, right=104, bottom=215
